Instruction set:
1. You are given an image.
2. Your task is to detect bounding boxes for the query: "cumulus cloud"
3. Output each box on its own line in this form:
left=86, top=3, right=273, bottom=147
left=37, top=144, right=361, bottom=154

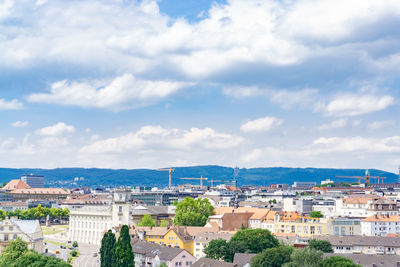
left=367, top=120, right=395, bottom=130
left=80, top=125, right=243, bottom=154
left=27, top=74, right=188, bottom=111
left=35, top=122, right=75, bottom=136
left=11, top=121, right=29, bottom=127
left=0, top=98, right=23, bottom=110
left=315, top=94, right=395, bottom=117
left=319, top=119, right=347, bottom=130
left=241, top=116, right=283, bottom=133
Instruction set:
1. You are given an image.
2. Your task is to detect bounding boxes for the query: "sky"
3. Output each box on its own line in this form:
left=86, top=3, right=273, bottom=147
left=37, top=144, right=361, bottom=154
left=0, top=0, right=399, bottom=172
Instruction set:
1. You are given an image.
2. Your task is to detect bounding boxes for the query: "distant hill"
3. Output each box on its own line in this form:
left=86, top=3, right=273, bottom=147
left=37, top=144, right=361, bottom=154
left=0, top=166, right=398, bottom=188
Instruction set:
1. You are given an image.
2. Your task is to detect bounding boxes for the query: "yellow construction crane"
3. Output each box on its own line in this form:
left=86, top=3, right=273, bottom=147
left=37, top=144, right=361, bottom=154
left=336, top=170, right=386, bottom=185
left=158, top=167, right=175, bottom=189
left=180, top=176, right=208, bottom=189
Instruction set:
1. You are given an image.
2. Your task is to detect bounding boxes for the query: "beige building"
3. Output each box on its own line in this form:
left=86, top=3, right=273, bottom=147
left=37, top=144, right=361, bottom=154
left=193, top=232, right=233, bottom=259
left=0, top=219, right=44, bottom=254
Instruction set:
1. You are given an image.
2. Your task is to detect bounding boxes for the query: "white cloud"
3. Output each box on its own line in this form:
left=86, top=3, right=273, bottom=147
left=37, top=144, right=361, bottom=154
left=315, top=94, right=395, bottom=117
left=35, top=122, right=75, bottom=136
left=241, top=116, right=283, bottom=133
left=319, top=119, right=347, bottom=130
left=0, top=98, right=23, bottom=110
left=11, top=121, right=29, bottom=127
left=27, top=74, right=188, bottom=111
left=80, top=125, right=243, bottom=154
left=367, top=120, right=395, bottom=130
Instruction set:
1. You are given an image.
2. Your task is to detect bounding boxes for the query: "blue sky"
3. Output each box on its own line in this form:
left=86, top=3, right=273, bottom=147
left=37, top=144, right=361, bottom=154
left=0, top=0, right=399, bottom=172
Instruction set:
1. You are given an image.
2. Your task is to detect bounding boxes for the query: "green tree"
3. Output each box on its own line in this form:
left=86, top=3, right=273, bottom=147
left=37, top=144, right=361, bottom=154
left=159, top=220, right=168, bottom=227
left=204, top=239, right=228, bottom=260
left=1, top=237, right=28, bottom=261
left=159, top=263, right=168, bottom=267
left=0, top=210, right=6, bottom=220
left=173, top=197, right=214, bottom=226
left=223, top=240, right=247, bottom=262
left=308, top=239, right=333, bottom=253
left=320, top=256, right=362, bottom=267
left=341, top=182, right=351, bottom=187
left=251, top=245, right=294, bottom=267
left=230, top=229, right=279, bottom=254
left=0, top=238, right=70, bottom=267
left=137, top=215, right=156, bottom=227
left=283, top=247, right=323, bottom=267
left=100, top=230, right=117, bottom=267
left=310, top=211, right=323, bottom=218
left=72, top=241, right=79, bottom=248
left=115, top=225, right=134, bottom=267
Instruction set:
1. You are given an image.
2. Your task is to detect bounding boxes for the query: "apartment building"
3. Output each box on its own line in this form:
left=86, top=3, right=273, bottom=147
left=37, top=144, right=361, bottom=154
left=361, top=215, right=400, bottom=236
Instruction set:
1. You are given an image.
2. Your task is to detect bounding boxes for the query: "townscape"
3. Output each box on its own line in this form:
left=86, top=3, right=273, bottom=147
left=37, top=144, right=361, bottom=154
left=0, top=170, right=400, bottom=266
left=2, top=0, right=400, bottom=266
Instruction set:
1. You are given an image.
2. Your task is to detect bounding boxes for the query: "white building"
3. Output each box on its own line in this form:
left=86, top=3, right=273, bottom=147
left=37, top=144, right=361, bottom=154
left=361, top=215, right=400, bottom=236
left=0, top=219, right=44, bottom=254
left=68, top=189, right=133, bottom=245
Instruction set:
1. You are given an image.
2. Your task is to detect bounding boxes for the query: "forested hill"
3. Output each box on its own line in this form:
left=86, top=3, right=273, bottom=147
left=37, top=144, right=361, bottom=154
left=0, top=166, right=397, bottom=188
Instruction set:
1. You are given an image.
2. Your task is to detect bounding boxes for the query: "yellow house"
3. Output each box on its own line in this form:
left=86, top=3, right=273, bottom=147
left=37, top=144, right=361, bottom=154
left=273, top=212, right=328, bottom=237
left=135, top=225, right=218, bottom=255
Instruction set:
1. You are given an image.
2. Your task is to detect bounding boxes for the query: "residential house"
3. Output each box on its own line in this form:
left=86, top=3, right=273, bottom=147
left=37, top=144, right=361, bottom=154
left=361, top=215, right=400, bottom=236
left=193, top=232, right=233, bottom=259
left=192, top=258, right=236, bottom=267
left=327, top=217, right=362, bottom=236
left=274, top=211, right=328, bottom=237
left=0, top=219, right=44, bottom=254
left=131, top=240, right=196, bottom=267
left=0, top=201, right=28, bottom=212
left=233, top=253, right=256, bottom=267
left=316, top=236, right=400, bottom=255
left=134, top=225, right=219, bottom=256
left=324, top=253, right=400, bottom=267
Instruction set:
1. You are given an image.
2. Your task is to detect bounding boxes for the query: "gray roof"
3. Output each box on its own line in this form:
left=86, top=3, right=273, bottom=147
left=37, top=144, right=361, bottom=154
left=192, top=258, right=237, bottom=267
left=131, top=205, right=175, bottom=215
left=11, top=219, right=39, bottom=235
left=194, top=232, right=233, bottom=242
left=316, top=235, right=400, bottom=247
left=325, top=253, right=400, bottom=267
left=131, top=240, right=185, bottom=261
left=233, top=253, right=256, bottom=267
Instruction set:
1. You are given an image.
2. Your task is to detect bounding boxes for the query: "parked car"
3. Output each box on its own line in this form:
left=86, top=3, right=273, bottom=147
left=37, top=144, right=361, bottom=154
left=92, top=252, right=97, bottom=257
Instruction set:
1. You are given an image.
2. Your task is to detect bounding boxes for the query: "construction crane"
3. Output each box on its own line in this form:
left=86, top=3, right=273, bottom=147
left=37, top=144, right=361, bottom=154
left=180, top=176, right=208, bottom=190
left=208, top=179, right=222, bottom=188
left=336, top=170, right=386, bottom=185
left=158, top=167, right=175, bottom=189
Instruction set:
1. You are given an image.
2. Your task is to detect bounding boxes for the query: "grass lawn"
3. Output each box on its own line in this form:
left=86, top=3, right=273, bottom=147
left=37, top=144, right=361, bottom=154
left=44, top=239, right=68, bottom=247
left=41, top=225, right=69, bottom=235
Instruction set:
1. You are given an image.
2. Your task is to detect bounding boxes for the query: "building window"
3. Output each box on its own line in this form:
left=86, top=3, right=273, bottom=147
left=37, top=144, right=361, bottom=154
left=4, top=234, right=8, bottom=241
left=13, top=234, right=17, bottom=239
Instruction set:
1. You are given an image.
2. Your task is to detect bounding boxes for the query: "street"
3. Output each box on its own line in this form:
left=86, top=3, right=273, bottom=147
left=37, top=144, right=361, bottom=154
left=72, top=243, right=100, bottom=267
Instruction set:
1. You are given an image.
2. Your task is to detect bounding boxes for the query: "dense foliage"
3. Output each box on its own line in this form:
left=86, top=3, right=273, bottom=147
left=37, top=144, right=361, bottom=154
left=0, top=238, right=70, bottom=267
left=115, top=225, right=134, bottom=267
left=283, top=247, right=324, bottom=267
left=137, top=215, right=156, bottom=227
left=173, top=197, right=214, bottom=226
left=100, top=230, right=117, bottom=267
left=205, top=229, right=279, bottom=262
left=2, top=205, right=69, bottom=220
left=310, top=211, right=324, bottom=218
left=319, top=256, right=362, bottom=267
left=251, top=245, right=294, bottom=267
left=308, top=239, right=334, bottom=253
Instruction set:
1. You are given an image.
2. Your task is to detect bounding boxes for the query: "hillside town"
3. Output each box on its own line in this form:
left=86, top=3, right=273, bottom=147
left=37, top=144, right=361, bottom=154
left=0, top=171, right=400, bottom=266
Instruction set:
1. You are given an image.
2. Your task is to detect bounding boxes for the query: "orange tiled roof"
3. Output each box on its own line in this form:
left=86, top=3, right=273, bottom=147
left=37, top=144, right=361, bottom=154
left=2, top=179, right=30, bottom=191
left=363, top=215, right=400, bottom=222
left=11, top=188, right=69, bottom=195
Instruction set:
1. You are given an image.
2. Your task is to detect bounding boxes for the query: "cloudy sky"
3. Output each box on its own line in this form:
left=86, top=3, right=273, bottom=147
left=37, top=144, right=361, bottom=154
left=0, top=0, right=399, bottom=172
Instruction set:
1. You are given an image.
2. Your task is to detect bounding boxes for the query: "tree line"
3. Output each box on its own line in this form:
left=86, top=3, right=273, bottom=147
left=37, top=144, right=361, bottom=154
left=204, top=229, right=361, bottom=267
left=100, top=225, right=135, bottom=267
left=0, top=205, right=70, bottom=221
